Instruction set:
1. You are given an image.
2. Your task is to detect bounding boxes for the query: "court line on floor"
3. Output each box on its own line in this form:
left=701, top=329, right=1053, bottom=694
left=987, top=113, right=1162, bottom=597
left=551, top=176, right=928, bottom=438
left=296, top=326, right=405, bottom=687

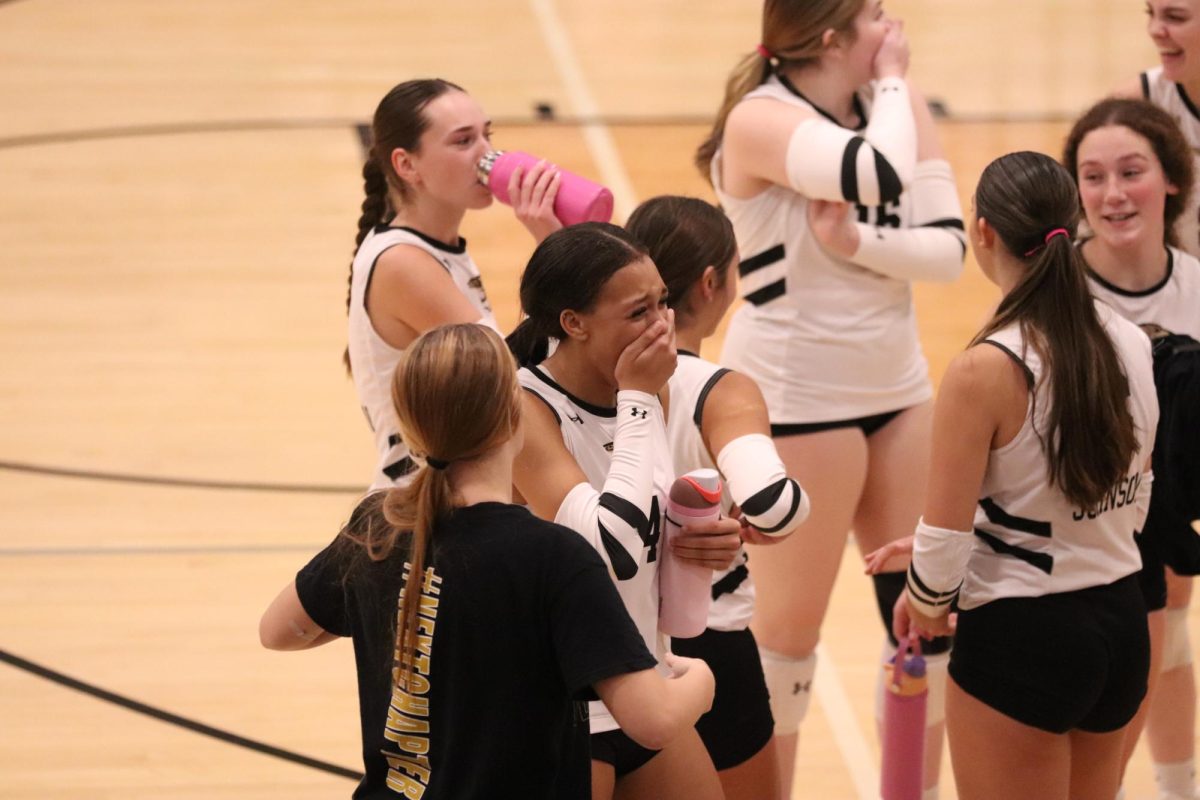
left=0, top=648, right=362, bottom=781
left=0, top=459, right=361, bottom=494
left=0, top=543, right=322, bottom=557
left=528, top=0, right=639, bottom=221
left=815, top=643, right=880, bottom=800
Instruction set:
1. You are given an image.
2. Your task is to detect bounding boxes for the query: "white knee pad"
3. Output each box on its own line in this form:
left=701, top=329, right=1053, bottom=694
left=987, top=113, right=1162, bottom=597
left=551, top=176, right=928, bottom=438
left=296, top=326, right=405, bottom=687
left=760, top=647, right=816, bottom=736
left=875, top=640, right=948, bottom=728
left=1163, top=608, right=1194, bottom=673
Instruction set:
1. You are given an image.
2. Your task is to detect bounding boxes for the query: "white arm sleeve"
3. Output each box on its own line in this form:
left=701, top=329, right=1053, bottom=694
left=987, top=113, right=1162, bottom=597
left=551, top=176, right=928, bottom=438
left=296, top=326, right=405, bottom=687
left=716, top=433, right=810, bottom=536
left=848, top=159, right=966, bottom=283
left=905, top=517, right=975, bottom=618
left=784, top=77, right=916, bottom=206
left=553, top=390, right=661, bottom=582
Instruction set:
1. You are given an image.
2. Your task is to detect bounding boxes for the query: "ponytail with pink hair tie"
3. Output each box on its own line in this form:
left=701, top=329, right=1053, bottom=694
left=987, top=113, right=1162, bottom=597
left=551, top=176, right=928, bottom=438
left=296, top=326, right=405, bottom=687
left=1023, top=227, right=1070, bottom=257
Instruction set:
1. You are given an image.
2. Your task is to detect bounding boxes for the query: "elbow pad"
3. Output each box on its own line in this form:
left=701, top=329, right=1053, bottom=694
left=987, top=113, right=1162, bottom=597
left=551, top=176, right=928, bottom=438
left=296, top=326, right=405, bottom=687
left=851, top=160, right=966, bottom=283
left=716, top=433, right=811, bottom=536
left=905, top=517, right=974, bottom=617
left=785, top=79, right=914, bottom=206
left=553, top=390, right=662, bottom=581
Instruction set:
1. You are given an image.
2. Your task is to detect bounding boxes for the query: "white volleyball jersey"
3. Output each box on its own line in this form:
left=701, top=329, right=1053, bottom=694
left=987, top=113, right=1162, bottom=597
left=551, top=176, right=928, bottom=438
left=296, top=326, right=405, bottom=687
left=958, top=303, right=1158, bottom=609
left=348, top=225, right=498, bottom=490
left=665, top=352, right=755, bottom=631
left=1142, top=67, right=1200, bottom=257
left=1087, top=246, right=1200, bottom=339
left=518, top=364, right=674, bottom=733
left=713, top=76, right=932, bottom=423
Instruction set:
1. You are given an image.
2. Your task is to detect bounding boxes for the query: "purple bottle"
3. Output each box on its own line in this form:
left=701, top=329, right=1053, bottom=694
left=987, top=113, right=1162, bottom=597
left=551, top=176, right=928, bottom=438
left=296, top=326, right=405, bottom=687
left=658, top=468, right=723, bottom=639
left=881, top=635, right=928, bottom=800
left=477, top=150, right=614, bottom=226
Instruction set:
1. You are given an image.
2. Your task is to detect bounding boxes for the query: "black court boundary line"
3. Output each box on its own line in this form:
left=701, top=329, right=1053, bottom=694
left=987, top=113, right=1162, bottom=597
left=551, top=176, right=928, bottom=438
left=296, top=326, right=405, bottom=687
left=0, top=648, right=363, bottom=782
left=0, top=109, right=1077, bottom=151
left=0, top=459, right=361, bottom=494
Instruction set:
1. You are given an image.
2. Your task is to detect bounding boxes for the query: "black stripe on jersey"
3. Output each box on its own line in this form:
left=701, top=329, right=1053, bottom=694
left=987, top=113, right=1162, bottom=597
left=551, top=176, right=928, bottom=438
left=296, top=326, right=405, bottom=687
left=1177, top=83, right=1200, bottom=124
left=1087, top=248, right=1174, bottom=298
left=907, top=564, right=960, bottom=607
left=526, top=366, right=617, bottom=418
left=521, top=386, right=561, bottom=425
left=874, top=148, right=903, bottom=205
left=712, top=562, right=749, bottom=601
left=979, top=340, right=1036, bottom=390
left=738, top=244, right=785, bottom=277
left=1140, top=71, right=1150, bottom=100
left=600, top=492, right=650, bottom=537
left=693, top=368, right=732, bottom=428
left=382, top=456, right=416, bottom=481
left=841, top=138, right=865, bottom=203
left=744, top=279, right=786, bottom=306
left=919, top=217, right=965, bottom=231
left=980, top=497, right=1051, bottom=538
left=974, top=528, right=1054, bottom=574
left=740, top=478, right=803, bottom=534
left=597, top=520, right=640, bottom=581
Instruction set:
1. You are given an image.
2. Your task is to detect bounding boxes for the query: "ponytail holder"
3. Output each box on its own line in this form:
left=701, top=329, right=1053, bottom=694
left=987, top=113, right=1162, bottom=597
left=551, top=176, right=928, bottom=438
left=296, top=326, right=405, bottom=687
left=425, top=456, right=450, bottom=470
left=755, top=44, right=773, bottom=60
left=1022, top=227, right=1071, bottom=257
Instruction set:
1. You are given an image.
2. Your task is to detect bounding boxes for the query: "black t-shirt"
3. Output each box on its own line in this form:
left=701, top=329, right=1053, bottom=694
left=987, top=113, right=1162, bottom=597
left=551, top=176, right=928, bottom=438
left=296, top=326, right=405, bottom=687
left=295, top=500, right=656, bottom=799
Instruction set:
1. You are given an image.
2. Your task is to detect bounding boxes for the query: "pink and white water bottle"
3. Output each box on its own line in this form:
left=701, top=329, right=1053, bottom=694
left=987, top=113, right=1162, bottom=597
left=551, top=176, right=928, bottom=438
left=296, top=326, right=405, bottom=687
left=477, top=150, right=614, bottom=226
left=658, top=468, right=723, bottom=639
left=881, top=635, right=928, bottom=800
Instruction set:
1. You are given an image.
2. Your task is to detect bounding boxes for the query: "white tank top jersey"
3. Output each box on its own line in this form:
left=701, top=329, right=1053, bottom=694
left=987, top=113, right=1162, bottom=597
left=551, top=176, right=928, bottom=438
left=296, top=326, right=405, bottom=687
left=348, top=225, right=499, bottom=490
left=713, top=76, right=932, bottom=424
left=1141, top=67, right=1200, bottom=258
left=665, top=352, right=756, bottom=632
left=517, top=364, right=674, bottom=734
left=1087, top=246, right=1200, bottom=340
left=959, top=303, right=1159, bottom=610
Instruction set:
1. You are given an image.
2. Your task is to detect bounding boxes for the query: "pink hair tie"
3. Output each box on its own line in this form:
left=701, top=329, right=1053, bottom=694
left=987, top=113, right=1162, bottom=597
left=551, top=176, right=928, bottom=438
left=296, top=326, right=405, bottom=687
left=1023, top=227, right=1070, bottom=257
left=756, top=44, right=773, bottom=59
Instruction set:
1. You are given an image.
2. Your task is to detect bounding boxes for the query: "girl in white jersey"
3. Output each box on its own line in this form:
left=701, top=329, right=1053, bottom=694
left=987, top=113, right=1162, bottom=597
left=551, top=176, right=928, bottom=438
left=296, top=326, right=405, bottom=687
left=346, top=79, right=561, bottom=489
left=894, top=152, right=1158, bottom=800
left=626, top=195, right=811, bottom=800
left=1064, top=97, right=1200, bottom=800
left=696, top=1, right=965, bottom=795
left=508, top=223, right=740, bottom=800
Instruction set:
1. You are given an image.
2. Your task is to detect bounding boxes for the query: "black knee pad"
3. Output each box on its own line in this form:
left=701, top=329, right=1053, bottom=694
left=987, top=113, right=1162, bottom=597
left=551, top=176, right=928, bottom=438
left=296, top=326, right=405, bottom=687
left=872, top=570, right=953, bottom=654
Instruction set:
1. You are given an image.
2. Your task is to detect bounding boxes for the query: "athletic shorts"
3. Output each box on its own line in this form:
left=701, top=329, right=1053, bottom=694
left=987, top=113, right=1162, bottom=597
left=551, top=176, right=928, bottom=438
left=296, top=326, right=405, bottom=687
left=770, top=408, right=904, bottom=439
left=949, top=574, right=1149, bottom=734
left=1135, top=531, right=1169, bottom=612
left=671, top=627, right=774, bottom=770
left=590, top=729, right=658, bottom=777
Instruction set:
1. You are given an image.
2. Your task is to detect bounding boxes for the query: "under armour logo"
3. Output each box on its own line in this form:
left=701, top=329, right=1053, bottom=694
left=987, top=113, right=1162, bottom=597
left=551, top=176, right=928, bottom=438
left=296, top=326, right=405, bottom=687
left=792, top=680, right=812, bottom=695
left=630, top=408, right=648, bottom=419
left=568, top=413, right=583, bottom=425
left=603, top=442, right=614, bottom=452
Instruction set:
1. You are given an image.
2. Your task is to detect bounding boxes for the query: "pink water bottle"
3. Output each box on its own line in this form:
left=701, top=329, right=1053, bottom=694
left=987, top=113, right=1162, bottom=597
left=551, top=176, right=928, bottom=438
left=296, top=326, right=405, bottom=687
left=477, top=150, right=614, bottom=225
left=658, top=468, right=723, bottom=639
left=881, top=635, right=928, bottom=800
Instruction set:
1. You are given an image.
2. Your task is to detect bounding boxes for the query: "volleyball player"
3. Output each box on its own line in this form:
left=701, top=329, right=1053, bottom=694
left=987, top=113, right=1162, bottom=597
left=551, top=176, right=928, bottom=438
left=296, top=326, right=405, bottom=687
left=260, top=324, right=715, bottom=799
left=509, top=223, right=738, bottom=800
left=346, top=78, right=560, bottom=490
left=895, top=151, right=1157, bottom=800
left=696, top=1, right=965, bottom=794
left=626, top=195, right=811, bottom=800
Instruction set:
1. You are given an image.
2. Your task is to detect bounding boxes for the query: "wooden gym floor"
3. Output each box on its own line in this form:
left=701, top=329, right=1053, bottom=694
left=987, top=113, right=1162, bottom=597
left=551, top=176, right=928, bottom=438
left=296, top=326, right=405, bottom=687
left=0, top=1, right=1193, bottom=797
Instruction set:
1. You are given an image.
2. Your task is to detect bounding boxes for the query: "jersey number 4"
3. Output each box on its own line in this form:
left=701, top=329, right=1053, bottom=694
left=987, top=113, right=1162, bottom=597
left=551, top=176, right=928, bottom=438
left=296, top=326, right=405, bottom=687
left=643, top=496, right=662, bottom=563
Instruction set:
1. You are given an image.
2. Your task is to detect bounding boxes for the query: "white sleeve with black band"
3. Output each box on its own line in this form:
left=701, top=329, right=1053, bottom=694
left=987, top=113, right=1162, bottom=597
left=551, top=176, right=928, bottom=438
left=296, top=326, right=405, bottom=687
left=849, top=159, right=966, bottom=283
left=554, top=390, right=660, bottom=582
left=716, top=433, right=810, bottom=536
left=784, top=77, right=915, bottom=207
left=905, top=517, right=974, bottom=618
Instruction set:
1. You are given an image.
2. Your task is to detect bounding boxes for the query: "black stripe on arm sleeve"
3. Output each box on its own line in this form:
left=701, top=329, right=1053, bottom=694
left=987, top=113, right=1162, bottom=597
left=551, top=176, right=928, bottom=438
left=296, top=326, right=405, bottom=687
left=1141, top=71, right=1150, bottom=100
left=599, top=491, right=650, bottom=536
left=873, top=148, right=903, bottom=204
left=597, top=521, right=640, bottom=581
left=840, top=137, right=865, bottom=203
left=741, top=478, right=803, bottom=534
